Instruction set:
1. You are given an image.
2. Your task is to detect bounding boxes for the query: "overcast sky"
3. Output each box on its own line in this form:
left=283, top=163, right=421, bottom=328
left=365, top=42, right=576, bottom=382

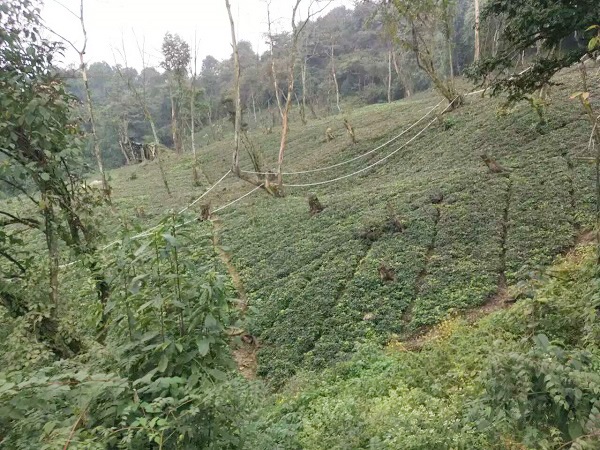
left=41, top=0, right=354, bottom=70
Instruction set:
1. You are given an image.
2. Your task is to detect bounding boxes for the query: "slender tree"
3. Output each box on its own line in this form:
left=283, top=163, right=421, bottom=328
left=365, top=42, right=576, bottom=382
left=330, top=36, right=342, bottom=113
left=385, top=0, right=462, bottom=107
left=161, top=33, right=191, bottom=154
left=387, top=47, right=393, bottom=103
left=190, top=33, right=201, bottom=185
left=225, top=0, right=243, bottom=179
left=114, top=36, right=171, bottom=195
left=44, top=0, right=110, bottom=196
left=276, top=0, right=334, bottom=192
left=474, top=0, right=480, bottom=62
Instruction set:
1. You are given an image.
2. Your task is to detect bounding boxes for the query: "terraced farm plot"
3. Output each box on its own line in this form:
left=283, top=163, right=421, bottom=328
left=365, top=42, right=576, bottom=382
left=95, top=70, right=599, bottom=385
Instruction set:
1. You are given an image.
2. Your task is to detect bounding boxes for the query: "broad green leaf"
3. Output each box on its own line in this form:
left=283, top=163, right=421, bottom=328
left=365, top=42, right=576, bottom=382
left=196, top=338, right=210, bottom=356
left=205, top=313, right=218, bottom=329
left=534, top=334, right=550, bottom=351
left=157, top=355, right=168, bottom=373
left=42, top=421, right=57, bottom=435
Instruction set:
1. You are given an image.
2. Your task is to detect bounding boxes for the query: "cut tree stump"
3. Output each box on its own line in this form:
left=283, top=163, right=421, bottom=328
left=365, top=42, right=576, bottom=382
left=308, top=194, right=325, bottom=216
left=379, top=262, right=396, bottom=282
left=199, top=203, right=211, bottom=221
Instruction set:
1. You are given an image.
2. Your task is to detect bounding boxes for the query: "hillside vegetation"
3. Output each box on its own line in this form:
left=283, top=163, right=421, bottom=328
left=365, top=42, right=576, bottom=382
left=242, top=241, right=600, bottom=449
left=4, top=0, right=600, bottom=447
left=103, top=69, right=599, bottom=386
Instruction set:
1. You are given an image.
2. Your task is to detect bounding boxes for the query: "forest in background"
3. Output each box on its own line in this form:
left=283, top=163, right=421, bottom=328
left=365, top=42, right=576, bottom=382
left=64, top=0, right=488, bottom=170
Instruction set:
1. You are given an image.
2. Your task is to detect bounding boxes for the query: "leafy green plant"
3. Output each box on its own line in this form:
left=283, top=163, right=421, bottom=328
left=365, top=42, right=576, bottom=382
left=475, top=335, right=600, bottom=448
left=0, top=217, right=254, bottom=449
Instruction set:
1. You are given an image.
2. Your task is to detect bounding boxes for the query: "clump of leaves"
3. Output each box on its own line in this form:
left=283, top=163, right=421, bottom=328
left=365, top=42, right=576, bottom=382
left=474, top=335, right=600, bottom=448
left=0, top=217, right=255, bottom=449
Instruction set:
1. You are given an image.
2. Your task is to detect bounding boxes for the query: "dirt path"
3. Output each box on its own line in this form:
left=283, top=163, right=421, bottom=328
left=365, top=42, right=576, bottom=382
left=401, top=229, right=595, bottom=352
left=211, top=217, right=257, bottom=380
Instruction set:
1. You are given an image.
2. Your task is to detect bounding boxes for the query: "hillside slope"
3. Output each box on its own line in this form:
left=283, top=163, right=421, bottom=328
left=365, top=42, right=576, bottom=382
left=241, top=241, right=600, bottom=449
left=105, top=69, right=599, bottom=384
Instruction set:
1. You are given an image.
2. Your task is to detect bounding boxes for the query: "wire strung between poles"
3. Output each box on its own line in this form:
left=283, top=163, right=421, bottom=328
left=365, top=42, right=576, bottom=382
left=241, top=100, right=445, bottom=176
left=59, top=169, right=233, bottom=268
left=282, top=97, right=459, bottom=188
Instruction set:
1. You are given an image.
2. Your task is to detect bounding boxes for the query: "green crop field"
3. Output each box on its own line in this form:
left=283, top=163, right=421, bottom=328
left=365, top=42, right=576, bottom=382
left=92, top=69, right=599, bottom=385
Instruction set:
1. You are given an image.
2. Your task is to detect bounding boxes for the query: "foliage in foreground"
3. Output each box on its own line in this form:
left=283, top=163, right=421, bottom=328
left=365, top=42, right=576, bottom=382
left=0, top=217, right=263, bottom=449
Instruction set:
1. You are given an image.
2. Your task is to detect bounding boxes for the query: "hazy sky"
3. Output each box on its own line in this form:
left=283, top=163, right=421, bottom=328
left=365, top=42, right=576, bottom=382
left=41, top=0, right=354, bottom=70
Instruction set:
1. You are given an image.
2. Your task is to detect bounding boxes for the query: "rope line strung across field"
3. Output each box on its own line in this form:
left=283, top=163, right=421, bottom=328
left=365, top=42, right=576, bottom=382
left=178, top=170, right=231, bottom=214
left=59, top=169, right=233, bottom=268
left=180, top=184, right=265, bottom=227
left=241, top=100, right=445, bottom=176
left=60, top=92, right=474, bottom=269
left=108, top=169, right=232, bottom=244
left=282, top=97, right=459, bottom=188
left=212, top=184, right=264, bottom=213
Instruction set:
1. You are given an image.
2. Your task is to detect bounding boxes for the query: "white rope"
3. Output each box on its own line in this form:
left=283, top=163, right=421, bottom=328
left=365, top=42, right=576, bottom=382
left=178, top=170, right=231, bottom=214
left=59, top=170, right=232, bottom=268
left=59, top=92, right=472, bottom=269
left=179, top=185, right=264, bottom=227
left=241, top=99, right=445, bottom=176
left=283, top=98, right=459, bottom=188
left=105, top=169, right=232, bottom=244
left=212, top=185, right=264, bottom=214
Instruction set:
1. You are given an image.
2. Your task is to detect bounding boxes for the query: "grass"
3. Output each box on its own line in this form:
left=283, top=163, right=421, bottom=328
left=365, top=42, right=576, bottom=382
left=87, top=68, right=600, bottom=385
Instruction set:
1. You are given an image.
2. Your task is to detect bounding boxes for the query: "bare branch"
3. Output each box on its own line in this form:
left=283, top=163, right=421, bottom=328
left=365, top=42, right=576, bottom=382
left=41, top=24, right=79, bottom=53
left=0, top=250, right=28, bottom=274
left=0, top=210, right=40, bottom=228
left=49, top=0, right=80, bottom=21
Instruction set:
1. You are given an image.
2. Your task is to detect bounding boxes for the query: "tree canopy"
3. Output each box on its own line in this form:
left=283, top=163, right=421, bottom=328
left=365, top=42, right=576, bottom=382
left=468, top=0, right=600, bottom=101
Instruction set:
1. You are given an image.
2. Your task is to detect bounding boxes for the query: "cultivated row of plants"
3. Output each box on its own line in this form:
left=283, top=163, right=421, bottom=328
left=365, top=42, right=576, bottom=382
left=221, top=74, right=599, bottom=383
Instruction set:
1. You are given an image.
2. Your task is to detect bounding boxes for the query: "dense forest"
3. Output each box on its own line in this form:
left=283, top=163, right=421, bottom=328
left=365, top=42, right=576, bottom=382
left=2, top=0, right=600, bottom=448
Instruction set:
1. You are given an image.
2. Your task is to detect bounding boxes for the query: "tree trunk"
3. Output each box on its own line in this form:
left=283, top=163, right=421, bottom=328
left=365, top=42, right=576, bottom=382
left=251, top=91, right=258, bottom=124
left=308, top=99, right=318, bottom=119
left=276, top=0, right=304, bottom=193
left=43, top=197, right=59, bottom=309
left=190, top=41, right=201, bottom=185
left=493, top=27, right=500, bottom=58
left=392, top=51, right=411, bottom=97
left=75, top=0, right=109, bottom=197
left=118, top=141, right=130, bottom=165
left=224, top=0, right=267, bottom=191
left=267, top=2, right=284, bottom=120
left=445, top=22, right=454, bottom=81
left=331, top=40, right=341, bottom=113
left=474, top=0, right=481, bottom=62
left=190, top=82, right=199, bottom=184
left=81, top=57, right=109, bottom=198
left=225, top=0, right=242, bottom=177
left=147, top=112, right=171, bottom=195
left=387, top=48, right=393, bottom=103
left=169, top=83, right=181, bottom=154
left=410, top=22, right=461, bottom=108
left=300, top=57, right=308, bottom=125
left=118, top=119, right=131, bottom=165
